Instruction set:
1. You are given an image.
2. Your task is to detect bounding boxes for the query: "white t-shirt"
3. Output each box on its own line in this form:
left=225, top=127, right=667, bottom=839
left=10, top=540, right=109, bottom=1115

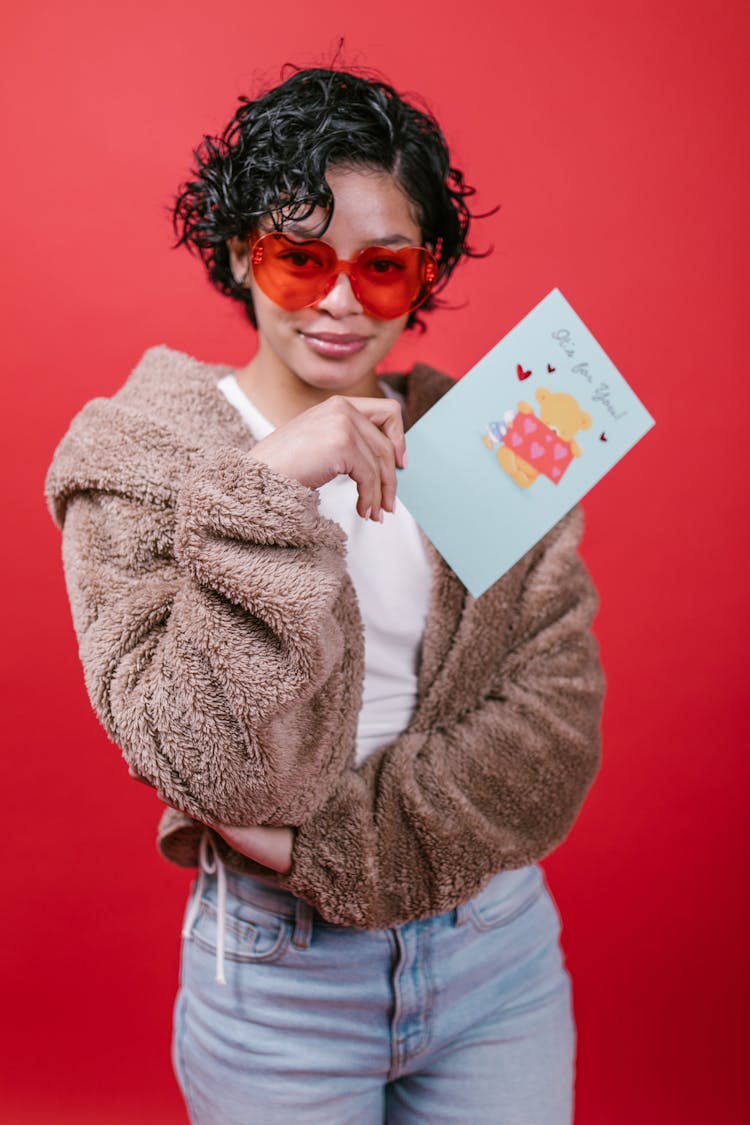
left=217, top=375, right=432, bottom=765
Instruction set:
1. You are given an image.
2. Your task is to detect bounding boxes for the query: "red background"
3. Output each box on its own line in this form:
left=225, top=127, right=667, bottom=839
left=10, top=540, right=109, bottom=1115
left=2, top=0, right=748, bottom=1121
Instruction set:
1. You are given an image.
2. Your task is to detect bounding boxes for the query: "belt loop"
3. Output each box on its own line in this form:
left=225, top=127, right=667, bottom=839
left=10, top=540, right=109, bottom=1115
left=292, top=896, right=314, bottom=949
left=453, top=901, right=472, bottom=927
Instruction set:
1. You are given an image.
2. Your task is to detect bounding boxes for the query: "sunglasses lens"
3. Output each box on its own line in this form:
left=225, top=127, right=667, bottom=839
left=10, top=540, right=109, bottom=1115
left=251, top=234, right=336, bottom=310
left=355, top=246, right=437, bottom=319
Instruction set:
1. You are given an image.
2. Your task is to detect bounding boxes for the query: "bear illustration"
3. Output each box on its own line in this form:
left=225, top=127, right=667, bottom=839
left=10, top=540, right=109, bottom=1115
left=497, top=387, right=592, bottom=489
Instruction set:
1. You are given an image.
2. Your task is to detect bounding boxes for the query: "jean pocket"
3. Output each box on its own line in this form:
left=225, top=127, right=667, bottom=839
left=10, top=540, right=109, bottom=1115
left=190, top=897, right=293, bottom=964
left=466, top=867, right=545, bottom=932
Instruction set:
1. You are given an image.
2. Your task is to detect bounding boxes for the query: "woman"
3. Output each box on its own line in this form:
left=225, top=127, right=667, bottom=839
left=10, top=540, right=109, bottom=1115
left=46, top=67, right=605, bottom=1124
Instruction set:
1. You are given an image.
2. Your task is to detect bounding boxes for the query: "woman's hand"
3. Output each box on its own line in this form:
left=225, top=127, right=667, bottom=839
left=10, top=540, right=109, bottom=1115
left=160, top=792, right=295, bottom=873
left=212, top=823, right=295, bottom=874
left=209, top=822, right=295, bottom=874
left=249, top=395, right=406, bottom=522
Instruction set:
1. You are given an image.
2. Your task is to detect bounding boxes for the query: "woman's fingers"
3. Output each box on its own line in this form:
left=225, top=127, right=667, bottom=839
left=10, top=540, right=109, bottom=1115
left=345, top=413, right=399, bottom=520
left=348, top=427, right=383, bottom=520
left=348, top=396, right=406, bottom=467
left=212, top=823, right=294, bottom=874
left=345, top=398, right=402, bottom=519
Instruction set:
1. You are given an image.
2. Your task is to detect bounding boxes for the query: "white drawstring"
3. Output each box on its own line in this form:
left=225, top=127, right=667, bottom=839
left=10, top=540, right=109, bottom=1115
left=181, top=829, right=227, bottom=986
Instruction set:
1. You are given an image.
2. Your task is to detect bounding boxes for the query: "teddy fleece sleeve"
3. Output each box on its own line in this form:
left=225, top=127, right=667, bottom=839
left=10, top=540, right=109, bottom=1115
left=49, top=418, right=355, bottom=827
left=280, top=509, right=605, bottom=928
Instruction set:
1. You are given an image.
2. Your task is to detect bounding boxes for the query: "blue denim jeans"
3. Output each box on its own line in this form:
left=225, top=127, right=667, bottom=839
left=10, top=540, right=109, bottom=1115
left=172, top=859, right=575, bottom=1123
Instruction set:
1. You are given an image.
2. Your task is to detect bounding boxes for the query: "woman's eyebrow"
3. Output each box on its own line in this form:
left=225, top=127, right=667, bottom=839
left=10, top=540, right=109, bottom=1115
left=372, top=234, right=414, bottom=247
left=281, top=222, right=322, bottom=238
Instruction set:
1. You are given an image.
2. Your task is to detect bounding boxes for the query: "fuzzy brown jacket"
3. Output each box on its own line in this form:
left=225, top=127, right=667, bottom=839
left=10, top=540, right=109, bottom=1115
left=46, top=345, right=605, bottom=929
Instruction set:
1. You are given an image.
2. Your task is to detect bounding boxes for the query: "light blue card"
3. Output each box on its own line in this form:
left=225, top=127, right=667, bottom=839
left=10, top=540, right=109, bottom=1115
left=397, top=288, right=655, bottom=598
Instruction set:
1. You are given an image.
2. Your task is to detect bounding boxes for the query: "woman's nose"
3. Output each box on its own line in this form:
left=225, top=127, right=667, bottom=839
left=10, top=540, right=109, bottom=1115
left=315, top=268, right=364, bottom=317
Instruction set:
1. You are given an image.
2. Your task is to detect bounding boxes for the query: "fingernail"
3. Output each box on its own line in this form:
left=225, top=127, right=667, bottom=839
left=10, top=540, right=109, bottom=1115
left=378, top=510, right=384, bottom=524
left=402, top=451, right=409, bottom=469
left=363, top=507, right=371, bottom=521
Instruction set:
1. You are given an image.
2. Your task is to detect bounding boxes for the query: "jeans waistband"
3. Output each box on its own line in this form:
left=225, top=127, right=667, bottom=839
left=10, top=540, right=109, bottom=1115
left=182, top=830, right=543, bottom=986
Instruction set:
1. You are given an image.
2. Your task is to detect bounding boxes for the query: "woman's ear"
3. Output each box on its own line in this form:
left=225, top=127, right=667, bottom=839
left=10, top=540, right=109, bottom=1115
left=226, top=236, right=250, bottom=286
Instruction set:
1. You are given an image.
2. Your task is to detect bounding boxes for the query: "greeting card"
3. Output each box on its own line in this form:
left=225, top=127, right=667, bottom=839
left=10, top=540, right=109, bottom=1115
left=396, top=289, right=655, bottom=597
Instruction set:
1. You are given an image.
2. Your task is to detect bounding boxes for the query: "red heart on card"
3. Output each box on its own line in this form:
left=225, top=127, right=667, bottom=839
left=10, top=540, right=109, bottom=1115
left=600, top=432, right=608, bottom=442
left=516, top=364, right=532, bottom=381
left=547, top=363, right=555, bottom=373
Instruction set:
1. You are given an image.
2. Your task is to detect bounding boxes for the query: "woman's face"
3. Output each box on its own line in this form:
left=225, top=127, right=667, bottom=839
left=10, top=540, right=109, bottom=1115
left=235, top=166, right=423, bottom=399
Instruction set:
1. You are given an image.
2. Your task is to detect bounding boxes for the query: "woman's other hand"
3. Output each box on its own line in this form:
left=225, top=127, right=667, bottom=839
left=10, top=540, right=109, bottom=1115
left=248, top=395, right=406, bottom=522
left=162, top=791, right=295, bottom=872
left=209, top=823, right=295, bottom=874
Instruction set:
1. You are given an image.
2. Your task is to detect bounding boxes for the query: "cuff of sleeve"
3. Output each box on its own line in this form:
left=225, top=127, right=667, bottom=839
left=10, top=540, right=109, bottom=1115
left=157, top=807, right=202, bottom=868
left=174, top=447, right=348, bottom=615
left=278, top=776, right=377, bottom=929
left=175, top=446, right=346, bottom=551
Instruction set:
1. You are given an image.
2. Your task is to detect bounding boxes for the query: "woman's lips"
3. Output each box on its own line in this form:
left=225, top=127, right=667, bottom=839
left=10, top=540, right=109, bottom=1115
left=301, top=332, right=369, bottom=358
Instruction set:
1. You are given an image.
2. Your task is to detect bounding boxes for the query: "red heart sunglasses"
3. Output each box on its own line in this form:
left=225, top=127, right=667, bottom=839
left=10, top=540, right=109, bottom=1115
left=249, top=233, right=438, bottom=320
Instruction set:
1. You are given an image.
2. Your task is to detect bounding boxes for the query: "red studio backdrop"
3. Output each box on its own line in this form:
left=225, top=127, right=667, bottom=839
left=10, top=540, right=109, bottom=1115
left=2, top=1, right=747, bottom=1122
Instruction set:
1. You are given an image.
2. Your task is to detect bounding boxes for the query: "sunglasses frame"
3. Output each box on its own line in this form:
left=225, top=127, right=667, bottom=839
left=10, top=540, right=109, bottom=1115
left=248, top=232, right=438, bottom=320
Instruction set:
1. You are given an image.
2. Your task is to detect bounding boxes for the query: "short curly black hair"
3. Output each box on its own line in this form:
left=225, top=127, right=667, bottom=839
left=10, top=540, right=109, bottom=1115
left=172, top=67, right=483, bottom=328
